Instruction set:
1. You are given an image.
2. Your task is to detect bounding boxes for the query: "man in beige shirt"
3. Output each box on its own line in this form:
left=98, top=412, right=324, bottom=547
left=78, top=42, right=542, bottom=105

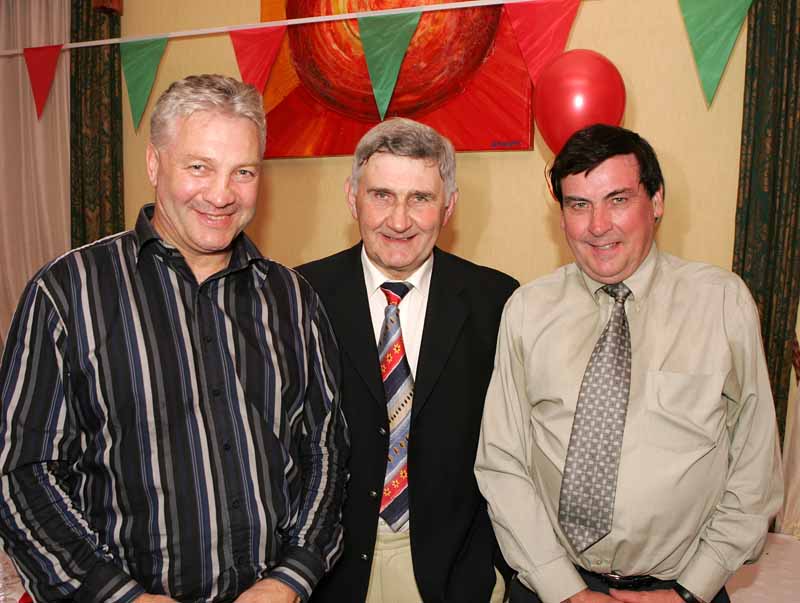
left=475, top=124, right=783, bottom=603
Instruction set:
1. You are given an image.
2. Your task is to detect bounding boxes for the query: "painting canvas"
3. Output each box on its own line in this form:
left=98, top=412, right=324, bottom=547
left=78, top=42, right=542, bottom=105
left=261, top=0, right=534, bottom=158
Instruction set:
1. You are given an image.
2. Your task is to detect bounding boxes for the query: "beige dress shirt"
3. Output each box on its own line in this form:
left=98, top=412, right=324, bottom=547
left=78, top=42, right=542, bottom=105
left=475, top=246, right=783, bottom=603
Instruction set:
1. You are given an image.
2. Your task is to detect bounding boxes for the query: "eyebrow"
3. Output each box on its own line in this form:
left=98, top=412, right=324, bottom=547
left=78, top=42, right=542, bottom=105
left=367, top=187, right=393, bottom=195
left=181, top=154, right=214, bottom=163
left=182, top=154, right=261, bottom=168
left=563, top=194, right=590, bottom=204
left=563, top=187, right=638, bottom=204
left=366, top=187, right=435, bottom=198
left=603, top=187, right=637, bottom=200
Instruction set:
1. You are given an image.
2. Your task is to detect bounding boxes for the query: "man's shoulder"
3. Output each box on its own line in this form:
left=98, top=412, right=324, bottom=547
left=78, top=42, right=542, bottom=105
left=658, top=251, right=749, bottom=293
left=295, top=245, right=360, bottom=289
left=510, top=263, right=578, bottom=305
left=433, top=248, right=519, bottom=293
left=33, top=229, right=135, bottom=286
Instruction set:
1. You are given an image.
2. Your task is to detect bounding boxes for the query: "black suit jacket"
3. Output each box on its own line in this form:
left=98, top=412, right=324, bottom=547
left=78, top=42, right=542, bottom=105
left=297, top=244, right=518, bottom=603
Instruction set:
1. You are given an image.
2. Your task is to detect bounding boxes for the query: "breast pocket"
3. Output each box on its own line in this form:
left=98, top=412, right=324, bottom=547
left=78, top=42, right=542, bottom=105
left=643, top=370, right=726, bottom=452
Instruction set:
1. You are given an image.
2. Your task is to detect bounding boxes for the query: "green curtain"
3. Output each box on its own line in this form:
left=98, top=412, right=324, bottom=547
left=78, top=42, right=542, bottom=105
left=70, top=0, right=124, bottom=247
left=733, top=0, right=800, bottom=440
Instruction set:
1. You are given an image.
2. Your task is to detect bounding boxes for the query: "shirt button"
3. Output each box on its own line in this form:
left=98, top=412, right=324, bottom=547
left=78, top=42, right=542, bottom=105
left=360, top=553, right=369, bottom=561
left=223, top=442, right=232, bottom=451
left=232, top=499, right=241, bottom=509
left=378, top=427, right=387, bottom=436
left=369, top=490, right=378, bottom=498
left=212, top=387, right=222, bottom=397
left=203, top=335, right=212, bottom=344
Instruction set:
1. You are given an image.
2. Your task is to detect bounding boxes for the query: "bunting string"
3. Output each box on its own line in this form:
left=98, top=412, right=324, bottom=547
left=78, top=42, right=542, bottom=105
left=6, top=0, right=745, bottom=131
left=0, top=0, right=557, bottom=57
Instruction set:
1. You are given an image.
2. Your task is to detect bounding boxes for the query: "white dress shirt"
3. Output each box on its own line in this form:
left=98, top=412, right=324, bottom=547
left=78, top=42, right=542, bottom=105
left=361, top=248, right=434, bottom=533
left=361, top=248, right=433, bottom=379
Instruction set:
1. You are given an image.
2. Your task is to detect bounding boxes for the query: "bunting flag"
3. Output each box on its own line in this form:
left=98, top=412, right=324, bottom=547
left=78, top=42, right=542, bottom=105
left=506, top=0, right=580, bottom=85
left=120, top=37, right=168, bottom=129
left=679, top=0, right=752, bottom=105
left=358, top=12, right=422, bottom=120
left=230, top=26, right=287, bottom=93
left=6, top=1, right=747, bottom=130
left=23, top=44, right=63, bottom=119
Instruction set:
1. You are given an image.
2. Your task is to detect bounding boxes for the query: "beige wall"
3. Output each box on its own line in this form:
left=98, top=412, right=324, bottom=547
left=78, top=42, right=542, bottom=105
left=122, top=0, right=747, bottom=284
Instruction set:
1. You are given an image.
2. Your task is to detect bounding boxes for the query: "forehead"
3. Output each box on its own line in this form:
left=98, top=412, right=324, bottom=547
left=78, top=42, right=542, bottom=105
left=168, top=111, right=259, bottom=150
left=360, top=153, right=443, bottom=190
left=561, top=154, right=642, bottom=197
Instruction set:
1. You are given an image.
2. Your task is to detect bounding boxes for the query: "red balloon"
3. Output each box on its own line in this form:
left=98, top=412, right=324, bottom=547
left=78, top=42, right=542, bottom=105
left=534, top=49, right=626, bottom=154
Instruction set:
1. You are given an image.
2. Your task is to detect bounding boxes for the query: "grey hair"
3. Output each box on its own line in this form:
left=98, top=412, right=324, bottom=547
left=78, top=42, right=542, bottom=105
left=150, top=74, right=266, bottom=157
left=351, top=118, right=457, bottom=200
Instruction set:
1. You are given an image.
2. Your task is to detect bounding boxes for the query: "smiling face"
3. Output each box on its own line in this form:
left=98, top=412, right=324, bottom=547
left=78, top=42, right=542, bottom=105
left=146, top=110, right=261, bottom=282
left=347, top=152, right=456, bottom=280
left=560, top=153, right=663, bottom=284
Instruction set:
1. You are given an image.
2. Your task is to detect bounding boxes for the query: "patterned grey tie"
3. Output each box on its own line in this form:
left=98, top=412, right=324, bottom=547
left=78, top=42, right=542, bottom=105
left=558, top=282, right=632, bottom=552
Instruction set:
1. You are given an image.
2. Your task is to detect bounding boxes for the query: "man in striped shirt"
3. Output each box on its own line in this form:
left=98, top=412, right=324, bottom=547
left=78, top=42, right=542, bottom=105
left=0, top=75, right=348, bottom=603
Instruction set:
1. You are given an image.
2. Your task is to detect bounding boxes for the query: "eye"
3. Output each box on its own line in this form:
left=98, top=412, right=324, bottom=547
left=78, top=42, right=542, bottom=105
left=412, top=194, right=432, bottom=204
left=188, top=163, right=206, bottom=173
left=567, top=200, right=589, bottom=210
left=371, top=190, right=392, bottom=202
left=611, top=196, right=627, bottom=204
left=235, top=168, right=257, bottom=180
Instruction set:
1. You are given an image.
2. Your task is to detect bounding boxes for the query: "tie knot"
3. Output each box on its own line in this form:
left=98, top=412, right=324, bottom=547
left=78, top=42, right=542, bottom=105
left=602, top=282, right=632, bottom=304
left=381, top=281, right=411, bottom=306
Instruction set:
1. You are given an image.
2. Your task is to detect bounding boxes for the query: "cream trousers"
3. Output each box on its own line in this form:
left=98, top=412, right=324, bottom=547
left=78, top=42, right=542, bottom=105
left=365, top=529, right=506, bottom=603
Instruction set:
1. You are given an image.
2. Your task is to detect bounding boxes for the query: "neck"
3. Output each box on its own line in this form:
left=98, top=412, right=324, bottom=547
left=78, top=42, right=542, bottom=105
left=186, top=250, right=231, bottom=284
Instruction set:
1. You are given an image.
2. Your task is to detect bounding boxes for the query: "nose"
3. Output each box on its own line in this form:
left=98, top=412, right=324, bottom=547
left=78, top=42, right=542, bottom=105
left=386, top=199, right=412, bottom=232
left=588, top=204, right=611, bottom=236
left=205, top=174, right=235, bottom=207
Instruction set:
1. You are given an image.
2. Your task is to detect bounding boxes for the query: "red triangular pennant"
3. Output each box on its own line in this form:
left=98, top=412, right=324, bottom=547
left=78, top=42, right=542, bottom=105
left=23, top=44, right=63, bottom=119
left=506, top=0, right=580, bottom=85
left=230, top=26, right=287, bottom=93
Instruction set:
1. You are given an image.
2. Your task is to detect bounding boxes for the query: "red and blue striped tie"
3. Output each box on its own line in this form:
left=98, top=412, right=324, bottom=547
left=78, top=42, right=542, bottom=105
left=378, top=281, right=413, bottom=531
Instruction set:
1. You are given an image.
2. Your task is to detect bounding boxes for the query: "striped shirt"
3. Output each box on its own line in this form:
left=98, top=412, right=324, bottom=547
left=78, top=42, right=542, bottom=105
left=0, top=206, right=348, bottom=602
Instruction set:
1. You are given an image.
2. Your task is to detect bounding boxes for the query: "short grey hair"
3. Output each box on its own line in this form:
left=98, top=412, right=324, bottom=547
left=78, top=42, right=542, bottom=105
left=351, top=118, right=457, bottom=200
left=150, top=74, right=266, bottom=157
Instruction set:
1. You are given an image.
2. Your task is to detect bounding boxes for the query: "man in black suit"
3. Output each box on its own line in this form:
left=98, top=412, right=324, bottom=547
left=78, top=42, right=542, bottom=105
left=297, top=118, right=518, bottom=603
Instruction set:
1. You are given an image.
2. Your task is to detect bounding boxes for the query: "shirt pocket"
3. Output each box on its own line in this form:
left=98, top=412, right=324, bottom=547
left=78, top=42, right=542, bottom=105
left=643, top=370, right=726, bottom=453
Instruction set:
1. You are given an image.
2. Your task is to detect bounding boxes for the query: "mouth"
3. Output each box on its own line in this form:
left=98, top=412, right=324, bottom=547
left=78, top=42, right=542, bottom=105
left=589, top=241, right=620, bottom=251
left=381, top=233, right=415, bottom=242
left=196, top=210, right=234, bottom=226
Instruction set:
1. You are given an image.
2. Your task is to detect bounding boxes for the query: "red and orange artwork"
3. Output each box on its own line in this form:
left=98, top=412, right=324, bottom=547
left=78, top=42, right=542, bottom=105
left=261, top=0, right=533, bottom=157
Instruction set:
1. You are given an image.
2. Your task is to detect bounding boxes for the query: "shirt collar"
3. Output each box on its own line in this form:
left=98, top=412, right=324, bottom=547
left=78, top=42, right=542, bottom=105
left=133, top=203, right=269, bottom=280
left=360, top=245, right=434, bottom=298
left=579, top=243, right=659, bottom=303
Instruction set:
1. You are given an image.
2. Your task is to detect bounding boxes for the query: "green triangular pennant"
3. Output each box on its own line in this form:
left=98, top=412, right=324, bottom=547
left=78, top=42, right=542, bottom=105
left=120, top=37, right=168, bottom=129
left=679, top=0, right=752, bottom=105
left=358, top=12, right=421, bottom=120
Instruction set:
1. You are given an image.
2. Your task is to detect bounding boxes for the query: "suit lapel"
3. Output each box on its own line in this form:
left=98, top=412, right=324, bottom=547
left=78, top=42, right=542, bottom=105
left=323, top=245, right=385, bottom=407
left=413, top=249, right=468, bottom=419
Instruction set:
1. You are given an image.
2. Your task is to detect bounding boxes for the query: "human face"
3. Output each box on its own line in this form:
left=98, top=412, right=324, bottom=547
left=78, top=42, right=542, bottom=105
left=560, top=154, right=663, bottom=284
left=347, top=153, right=457, bottom=280
left=146, top=111, right=261, bottom=281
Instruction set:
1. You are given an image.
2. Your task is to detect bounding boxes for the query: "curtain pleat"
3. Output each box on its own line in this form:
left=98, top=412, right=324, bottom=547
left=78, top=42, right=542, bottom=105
left=0, top=0, right=71, bottom=346
left=70, top=0, right=124, bottom=247
left=733, top=0, right=800, bottom=441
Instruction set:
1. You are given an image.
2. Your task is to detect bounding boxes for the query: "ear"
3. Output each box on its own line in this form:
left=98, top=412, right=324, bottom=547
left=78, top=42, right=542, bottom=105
left=345, top=177, right=358, bottom=220
left=146, top=143, right=160, bottom=187
left=651, top=186, right=665, bottom=222
left=442, top=190, right=458, bottom=226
